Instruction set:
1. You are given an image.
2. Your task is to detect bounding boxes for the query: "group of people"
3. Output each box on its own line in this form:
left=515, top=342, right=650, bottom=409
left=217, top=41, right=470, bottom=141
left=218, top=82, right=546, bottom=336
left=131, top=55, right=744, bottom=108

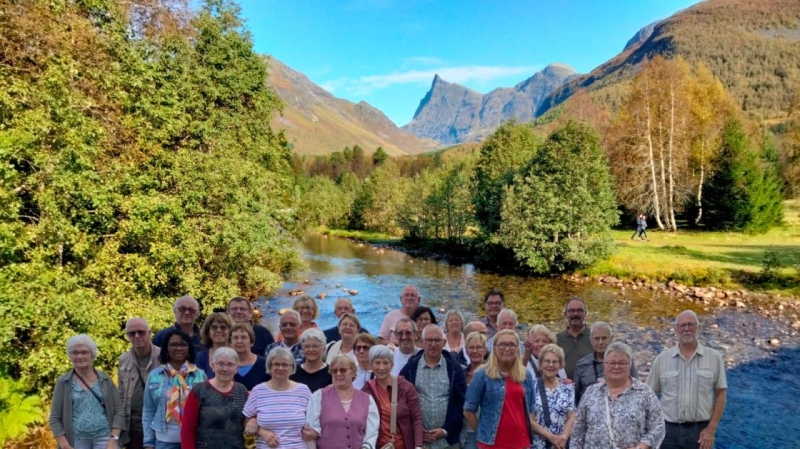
left=50, top=287, right=727, bottom=449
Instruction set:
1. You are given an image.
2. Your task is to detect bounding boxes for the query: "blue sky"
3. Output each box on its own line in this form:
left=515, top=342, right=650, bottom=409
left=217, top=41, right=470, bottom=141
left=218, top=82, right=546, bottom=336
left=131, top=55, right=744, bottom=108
left=236, top=0, right=701, bottom=126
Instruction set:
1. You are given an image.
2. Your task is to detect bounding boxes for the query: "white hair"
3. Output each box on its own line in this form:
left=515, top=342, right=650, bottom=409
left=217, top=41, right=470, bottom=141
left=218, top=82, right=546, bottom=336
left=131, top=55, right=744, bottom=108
left=281, top=309, right=301, bottom=323
left=497, top=308, right=518, bottom=324
left=421, top=323, right=444, bottom=339
left=675, top=310, right=699, bottom=326
left=211, top=347, right=239, bottom=364
left=125, top=317, right=150, bottom=330
left=369, top=345, right=394, bottom=364
left=590, top=322, right=613, bottom=338
left=66, top=334, right=98, bottom=359
left=265, top=347, right=297, bottom=375
left=300, top=328, right=327, bottom=346
left=605, top=341, right=633, bottom=362
left=173, top=295, right=199, bottom=309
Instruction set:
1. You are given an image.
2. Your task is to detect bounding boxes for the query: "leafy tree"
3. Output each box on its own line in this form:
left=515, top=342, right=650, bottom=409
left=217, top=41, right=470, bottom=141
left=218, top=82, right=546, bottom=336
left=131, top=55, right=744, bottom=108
left=349, top=161, right=406, bottom=233
left=372, top=147, right=388, bottom=166
left=497, top=122, right=618, bottom=273
left=0, top=376, right=43, bottom=445
left=294, top=176, right=351, bottom=229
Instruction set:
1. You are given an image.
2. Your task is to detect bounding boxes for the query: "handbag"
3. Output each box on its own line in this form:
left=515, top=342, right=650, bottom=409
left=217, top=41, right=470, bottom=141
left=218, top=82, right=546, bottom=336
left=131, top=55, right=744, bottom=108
left=603, top=394, right=621, bottom=449
left=537, top=379, right=552, bottom=449
left=379, top=375, right=399, bottom=449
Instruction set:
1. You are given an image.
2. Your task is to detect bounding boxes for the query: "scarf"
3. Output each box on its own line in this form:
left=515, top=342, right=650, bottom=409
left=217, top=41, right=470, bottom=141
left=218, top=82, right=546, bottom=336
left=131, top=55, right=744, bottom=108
left=164, top=363, right=197, bottom=424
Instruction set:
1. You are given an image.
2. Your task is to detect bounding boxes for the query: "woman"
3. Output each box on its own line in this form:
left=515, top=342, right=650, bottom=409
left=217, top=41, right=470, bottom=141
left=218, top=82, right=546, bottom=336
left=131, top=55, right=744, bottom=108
left=530, top=344, right=575, bottom=449
left=49, top=334, right=125, bottom=449
left=464, top=329, right=536, bottom=449
left=464, top=331, right=487, bottom=385
left=291, top=328, right=332, bottom=392
left=324, top=313, right=359, bottom=364
left=229, top=323, right=268, bottom=391
left=523, top=325, right=566, bottom=379
left=143, top=329, right=207, bottom=449
left=362, top=345, right=423, bottom=449
left=443, top=310, right=468, bottom=366
left=181, top=347, right=247, bottom=449
left=304, top=355, right=379, bottom=449
left=278, top=296, right=319, bottom=341
left=571, top=342, right=665, bottom=449
left=410, top=306, right=437, bottom=348
left=573, top=322, right=638, bottom=406
left=352, top=333, right=377, bottom=389
left=195, top=312, right=233, bottom=378
left=243, top=347, right=312, bottom=449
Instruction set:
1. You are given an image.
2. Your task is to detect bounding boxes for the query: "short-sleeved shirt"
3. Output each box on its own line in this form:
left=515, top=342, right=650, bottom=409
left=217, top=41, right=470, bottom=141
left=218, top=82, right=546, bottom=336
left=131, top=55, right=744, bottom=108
left=243, top=383, right=312, bottom=449
left=479, top=377, right=532, bottom=449
left=556, top=327, right=592, bottom=379
left=645, top=343, right=727, bottom=423
left=378, top=310, right=409, bottom=343
left=532, top=380, right=575, bottom=449
left=415, top=356, right=451, bottom=449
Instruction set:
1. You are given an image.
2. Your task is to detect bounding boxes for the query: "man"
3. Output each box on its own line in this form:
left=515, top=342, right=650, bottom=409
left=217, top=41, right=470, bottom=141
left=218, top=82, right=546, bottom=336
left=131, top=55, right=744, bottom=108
left=118, top=318, right=160, bottom=449
left=152, top=295, right=204, bottom=351
left=377, top=284, right=421, bottom=345
left=391, top=318, right=421, bottom=376
left=480, top=289, right=504, bottom=339
left=227, top=296, right=274, bottom=355
left=263, top=309, right=305, bottom=364
left=400, top=325, right=465, bottom=449
left=322, top=298, right=370, bottom=343
left=461, top=321, right=489, bottom=363
left=485, top=308, right=521, bottom=353
left=556, top=297, right=592, bottom=379
left=646, top=310, right=727, bottom=449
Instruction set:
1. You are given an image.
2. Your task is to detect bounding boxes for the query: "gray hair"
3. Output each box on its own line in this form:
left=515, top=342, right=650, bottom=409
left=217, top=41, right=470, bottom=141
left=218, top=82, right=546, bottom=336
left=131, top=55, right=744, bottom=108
left=369, top=345, right=394, bottom=364
left=396, top=317, right=417, bottom=333
left=329, top=354, right=358, bottom=373
left=604, top=341, right=633, bottom=363
left=280, top=309, right=301, bottom=323
left=173, top=295, right=199, bottom=310
left=265, top=347, right=297, bottom=375
left=211, top=347, right=239, bottom=364
left=443, top=310, right=465, bottom=331
left=125, top=317, right=150, bottom=331
left=66, top=334, right=98, bottom=359
left=590, top=322, right=613, bottom=338
left=675, top=310, right=699, bottom=326
left=564, top=297, right=589, bottom=315
left=497, top=308, right=518, bottom=324
left=421, top=323, right=444, bottom=339
left=300, top=328, right=327, bottom=346
left=526, top=324, right=556, bottom=343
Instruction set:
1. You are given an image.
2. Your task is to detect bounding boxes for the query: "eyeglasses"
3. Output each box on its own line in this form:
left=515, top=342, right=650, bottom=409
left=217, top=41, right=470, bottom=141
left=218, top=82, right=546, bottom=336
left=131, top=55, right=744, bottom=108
left=496, top=342, right=518, bottom=350
left=214, top=362, right=236, bottom=369
left=354, top=345, right=371, bottom=352
left=280, top=322, right=298, bottom=328
left=605, top=361, right=630, bottom=368
left=126, top=330, right=148, bottom=337
left=297, top=306, right=313, bottom=312
left=70, top=350, right=92, bottom=357
left=416, top=317, right=432, bottom=324
left=177, top=307, right=198, bottom=315
left=228, top=306, right=249, bottom=313
left=396, top=331, right=413, bottom=336
left=271, top=363, right=291, bottom=369
left=340, top=322, right=357, bottom=329
left=566, top=308, right=586, bottom=315
left=541, top=359, right=560, bottom=366
left=330, top=368, right=350, bottom=374
left=677, top=323, right=698, bottom=329
left=168, top=342, right=189, bottom=349
left=302, top=344, right=323, bottom=350
left=423, top=339, right=445, bottom=345
left=210, top=324, right=229, bottom=331
left=486, top=301, right=503, bottom=307
left=467, top=346, right=485, bottom=352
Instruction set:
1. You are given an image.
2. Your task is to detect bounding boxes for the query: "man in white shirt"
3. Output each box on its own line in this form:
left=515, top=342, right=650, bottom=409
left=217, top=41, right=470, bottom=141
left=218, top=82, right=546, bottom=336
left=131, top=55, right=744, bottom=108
left=377, top=284, right=420, bottom=345
left=391, top=318, right=421, bottom=376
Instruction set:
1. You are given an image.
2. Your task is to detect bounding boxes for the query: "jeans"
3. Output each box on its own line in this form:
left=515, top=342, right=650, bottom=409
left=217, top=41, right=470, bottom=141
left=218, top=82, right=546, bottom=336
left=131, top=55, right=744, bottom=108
left=461, top=430, right=478, bottom=449
left=154, top=442, right=181, bottom=449
left=74, top=437, right=115, bottom=449
left=661, top=421, right=709, bottom=449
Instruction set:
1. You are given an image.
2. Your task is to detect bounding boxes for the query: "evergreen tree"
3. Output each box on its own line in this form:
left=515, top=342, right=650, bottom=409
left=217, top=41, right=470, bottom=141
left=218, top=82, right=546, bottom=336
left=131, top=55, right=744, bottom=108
left=373, top=147, right=388, bottom=166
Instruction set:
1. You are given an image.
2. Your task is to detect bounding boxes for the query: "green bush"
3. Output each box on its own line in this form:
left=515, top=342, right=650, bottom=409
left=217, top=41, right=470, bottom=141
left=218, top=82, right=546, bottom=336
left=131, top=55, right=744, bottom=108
left=0, top=376, right=43, bottom=445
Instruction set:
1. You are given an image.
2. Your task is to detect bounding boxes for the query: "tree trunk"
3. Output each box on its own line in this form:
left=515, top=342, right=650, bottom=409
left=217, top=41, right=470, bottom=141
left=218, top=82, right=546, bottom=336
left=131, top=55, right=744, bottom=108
left=695, top=138, right=705, bottom=225
left=667, top=85, right=677, bottom=231
left=645, top=83, right=665, bottom=230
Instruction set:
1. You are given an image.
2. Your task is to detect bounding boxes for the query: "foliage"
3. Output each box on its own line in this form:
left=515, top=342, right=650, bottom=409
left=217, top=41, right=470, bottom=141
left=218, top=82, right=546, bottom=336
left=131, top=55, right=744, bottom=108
left=294, top=176, right=353, bottom=229
left=497, top=121, right=619, bottom=273
left=760, top=248, right=784, bottom=280
left=348, top=161, right=407, bottom=233
left=0, top=376, right=43, bottom=445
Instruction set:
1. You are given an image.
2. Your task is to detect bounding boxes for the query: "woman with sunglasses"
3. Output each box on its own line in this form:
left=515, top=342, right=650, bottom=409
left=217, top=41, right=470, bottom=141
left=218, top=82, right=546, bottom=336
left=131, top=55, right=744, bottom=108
left=195, top=312, right=233, bottom=378
left=352, top=333, right=377, bottom=389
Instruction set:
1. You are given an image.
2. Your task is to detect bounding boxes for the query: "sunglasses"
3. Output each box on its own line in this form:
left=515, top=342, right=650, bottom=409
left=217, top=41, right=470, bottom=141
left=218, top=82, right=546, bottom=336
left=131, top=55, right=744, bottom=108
left=126, top=330, right=148, bottom=337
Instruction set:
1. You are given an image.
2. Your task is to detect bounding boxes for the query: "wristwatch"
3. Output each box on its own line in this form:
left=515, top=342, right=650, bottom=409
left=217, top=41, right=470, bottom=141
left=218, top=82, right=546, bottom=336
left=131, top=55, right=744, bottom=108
left=112, top=435, right=120, bottom=441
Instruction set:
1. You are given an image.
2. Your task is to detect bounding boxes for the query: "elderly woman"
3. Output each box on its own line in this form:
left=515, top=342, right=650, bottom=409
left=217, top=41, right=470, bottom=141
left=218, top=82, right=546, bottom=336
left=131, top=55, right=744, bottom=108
left=277, top=296, right=319, bottom=342
left=361, top=345, right=423, bottom=449
left=531, top=344, right=575, bottom=449
left=291, top=328, right=332, bottom=392
left=464, top=331, right=487, bottom=385
left=229, top=323, right=268, bottom=391
left=324, top=313, right=360, bottom=363
left=143, top=329, right=207, bottom=449
left=353, top=332, right=377, bottom=389
left=181, top=347, right=248, bottom=449
left=411, top=306, right=438, bottom=348
left=49, top=334, right=125, bottom=449
left=573, top=322, right=638, bottom=406
left=195, top=312, right=234, bottom=378
left=443, top=309, right=467, bottom=366
left=244, top=347, right=312, bottom=449
left=523, top=325, right=566, bottom=379
left=571, top=342, right=665, bottom=449
left=464, top=329, right=536, bottom=449
left=304, top=355, right=379, bottom=449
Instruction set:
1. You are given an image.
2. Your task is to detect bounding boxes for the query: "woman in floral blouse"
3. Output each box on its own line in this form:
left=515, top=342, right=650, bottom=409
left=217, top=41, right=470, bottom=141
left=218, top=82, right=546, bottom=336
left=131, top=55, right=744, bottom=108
left=570, top=342, right=665, bottom=449
left=531, top=344, right=575, bottom=449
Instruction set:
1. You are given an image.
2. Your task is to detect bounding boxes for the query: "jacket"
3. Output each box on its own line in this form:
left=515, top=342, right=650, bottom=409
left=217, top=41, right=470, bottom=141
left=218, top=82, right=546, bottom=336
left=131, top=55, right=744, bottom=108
left=117, top=345, right=161, bottom=445
left=398, top=350, right=466, bottom=446
left=463, top=368, right=536, bottom=446
left=141, top=364, right=206, bottom=446
left=362, top=376, right=424, bottom=449
left=49, top=369, right=126, bottom=449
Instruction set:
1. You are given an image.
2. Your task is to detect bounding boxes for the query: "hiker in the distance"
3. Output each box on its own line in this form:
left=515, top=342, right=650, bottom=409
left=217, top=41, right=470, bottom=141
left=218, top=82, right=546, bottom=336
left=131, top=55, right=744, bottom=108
left=631, top=214, right=648, bottom=241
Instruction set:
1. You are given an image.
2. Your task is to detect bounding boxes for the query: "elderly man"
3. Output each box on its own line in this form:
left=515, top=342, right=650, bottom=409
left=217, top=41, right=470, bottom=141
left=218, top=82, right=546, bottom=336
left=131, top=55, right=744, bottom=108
left=399, top=325, right=466, bottom=449
left=391, top=318, right=421, bottom=376
left=377, top=284, right=421, bottom=345
left=152, top=295, right=204, bottom=351
left=485, top=308, right=521, bottom=353
left=227, top=296, right=274, bottom=355
left=263, top=309, right=305, bottom=364
left=322, top=298, right=370, bottom=343
left=118, top=318, right=160, bottom=449
left=556, top=297, right=592, bottom=379
left=480, top=289, right=504, bottom=339
left=646, top=310, right=727, bottom=449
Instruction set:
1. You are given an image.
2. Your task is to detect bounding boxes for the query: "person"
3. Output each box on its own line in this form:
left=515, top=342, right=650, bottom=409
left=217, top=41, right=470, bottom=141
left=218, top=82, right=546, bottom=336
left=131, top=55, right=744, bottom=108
left=264, top=309, right=305, bottom=364
left=573, top=322, right=638, bottom=406
left=324, top=313, right=360, bottom=363
left=229, top=323, right=268, bottom=391
left=118, top=318, right=161, bottom=449
left=523, top=325, right=566, bottom=380
left=555, top=297, right=592, bottom=379
left=399, top=325, right=466, bottom=449
left=480, top=289, right=505, bottom=339
left=49, top=334, right=125, bottom=449
left=530, top=344, right=576, bottom=449
left=411, top=305, right=438, bottom=348
left=391, top=318, right=421, bottom=376
left=463, top=329, right=536, bottom=449
left=304, top=355, right=380, bottom=449
left=243, top=347, right=312, bottom=449
left=277, top=296, right=319, bottom=341
left=227, top=296, right=274, bottom=356
left=142, top=329, right=207, bottom=449
left=322, top=298, right=370, bottom=343
left=291, top=328, right=332, bottom=392
left=486, top=308, right=521, bottom=353
left=443, top=309, right=467, bottom=367
left=195, top=312, right=233, bottom=378
left=461, top=331, right=488, bottom=449
left=362, top=345, right=424, bottom=449
left=461, top=321, right=489, bottom=364
left=353, top=332, right=378, bottom=389
left=152, top=295, right=204, bottom=352
left=646, top=310, right=727, bottom=449
left=180, top=347, right=247, bottom=449
left=571, top=342, right=665, bottom=449
left=631, top=214, right=645, bottom=240
left=378, top=284, right=421, bottom=345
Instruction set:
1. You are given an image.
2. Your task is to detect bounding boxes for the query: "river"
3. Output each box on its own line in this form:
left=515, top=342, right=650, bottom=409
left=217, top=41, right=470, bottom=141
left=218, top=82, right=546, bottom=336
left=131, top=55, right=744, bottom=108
left=258, top=234, right=800, bottom=448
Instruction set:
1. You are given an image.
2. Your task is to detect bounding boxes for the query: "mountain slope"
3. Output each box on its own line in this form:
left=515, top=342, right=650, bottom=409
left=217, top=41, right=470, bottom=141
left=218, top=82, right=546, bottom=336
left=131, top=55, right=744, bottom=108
left=402, top=63, right=576, bottom=144
left=265, top=57, right=439, bottom=155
